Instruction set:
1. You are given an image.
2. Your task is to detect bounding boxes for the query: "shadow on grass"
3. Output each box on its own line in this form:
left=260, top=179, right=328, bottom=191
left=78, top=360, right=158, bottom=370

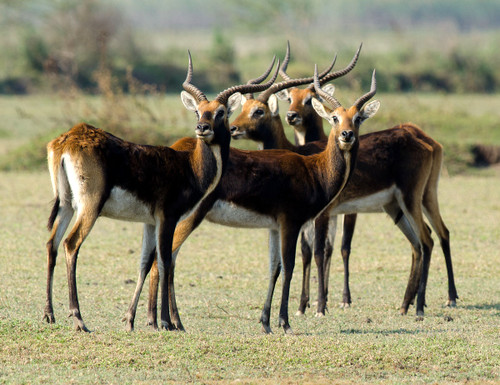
left=463, top=302, right=500, bottom=314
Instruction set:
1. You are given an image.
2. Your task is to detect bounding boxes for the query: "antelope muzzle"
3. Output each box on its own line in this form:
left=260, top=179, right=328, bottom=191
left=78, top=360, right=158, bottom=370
left=338, top=129, right=356, bottom=151
left=195, top=122, right=214, bottom=142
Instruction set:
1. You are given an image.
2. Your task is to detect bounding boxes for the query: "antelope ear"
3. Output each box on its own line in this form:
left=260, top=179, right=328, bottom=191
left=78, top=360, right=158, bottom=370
left=240, top=94, right=248, bottom=106
left=268, top=94, right=280, bottom=117
left=312, top=98, right=330, bottom=121
left=275, top=89, right=289, bottom=101
left=359, top=99, right=380, bottom=121
left=181, top=91, right=198, bottom=112
left=227, top=92, right=242, bottom=117
left=322, top=84, right=336, bottom=96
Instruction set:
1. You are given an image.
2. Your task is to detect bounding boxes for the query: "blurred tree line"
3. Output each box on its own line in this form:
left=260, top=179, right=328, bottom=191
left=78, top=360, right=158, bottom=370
left=1, top=0, right=500, bottom=94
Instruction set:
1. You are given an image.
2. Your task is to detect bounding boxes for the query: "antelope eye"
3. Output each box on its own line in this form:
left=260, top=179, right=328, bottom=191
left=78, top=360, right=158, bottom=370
left=215, top=110, right=225, bottom=120
left=254, top=109, right=264, bottom=117
left=332, top=115, right=339, bottom=124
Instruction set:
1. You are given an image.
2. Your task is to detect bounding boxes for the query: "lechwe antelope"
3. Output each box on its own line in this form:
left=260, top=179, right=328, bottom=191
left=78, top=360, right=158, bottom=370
left=278, top=46, right=458, bottom=316
left=123, top=57, right=280, bottom=332
left=43, top=52, right=279, bottom=332
left=229, top=45, right=362, bottom=317
left=144, top=64, right=378, bottom=334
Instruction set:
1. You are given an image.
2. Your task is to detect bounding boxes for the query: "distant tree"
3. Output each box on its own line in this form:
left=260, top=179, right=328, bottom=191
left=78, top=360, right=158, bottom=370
left=22, top=0, right=140, bottom=90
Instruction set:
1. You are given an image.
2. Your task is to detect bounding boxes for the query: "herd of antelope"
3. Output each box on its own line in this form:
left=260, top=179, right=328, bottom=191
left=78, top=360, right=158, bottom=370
left=42, top=43, right=458, bottom=334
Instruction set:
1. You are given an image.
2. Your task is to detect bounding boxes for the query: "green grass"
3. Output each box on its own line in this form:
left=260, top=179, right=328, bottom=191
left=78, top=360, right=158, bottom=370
left=0, top=92, right=499, bottom=383
left=0, top=171, right=498, bottom=384
left=2, top=92, right=500, bottom=173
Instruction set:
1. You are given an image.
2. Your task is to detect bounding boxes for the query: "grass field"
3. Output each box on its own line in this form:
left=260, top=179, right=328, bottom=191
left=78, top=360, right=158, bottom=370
left=0, top=93, right=499, bottom=384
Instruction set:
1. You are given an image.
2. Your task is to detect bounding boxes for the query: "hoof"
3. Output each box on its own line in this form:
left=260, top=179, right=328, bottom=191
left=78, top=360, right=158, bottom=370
left=314, top=312, right=325, bottom=318
left=147, top=319, right=159, bottom=330
left=339, top=302, right=351, bottom=309
left=416, top=310, right=424, bottom=322
left=122, top=315, right=134, bottom=332
left=446, top=300, right=457, bottom=308
left=283, top=325, right=294, bottom=335
left=42, top=313, right=55, bottom=324
left=173, top=323, right=185, bottom=332
left=69, top=311, right=90, bottom=332
left=261, top=323, right=273, bottom=334
left=399, top=307, right=409, bottom=315
left=295, top=310, right=305, bottom=317
left=161, top=321, right=176, bottom=331
left=74, top=322, right=91, bottom=333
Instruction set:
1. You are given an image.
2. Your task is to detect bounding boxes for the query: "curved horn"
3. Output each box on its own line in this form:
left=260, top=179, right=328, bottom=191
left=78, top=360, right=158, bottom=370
left=182, top=50, right=207, bottom=102
left=353, top=69, right=377, bottom=110
left=279, top=41, right=292, bottom=81
left=215, top=57, right=280, bottom=105
left=313, top=64, right=342, bottom=110
left=244, top=55, right=277, bottom=100
left=280, top=41, right=336, bottom=85
left=311, top=43, right=363, bottom=89
left=257, top=55, right=337, bottom=103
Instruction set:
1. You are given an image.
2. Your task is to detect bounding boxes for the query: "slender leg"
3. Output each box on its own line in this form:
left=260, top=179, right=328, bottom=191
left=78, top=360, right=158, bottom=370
left=422, top=205, right=458, bottom=306
left=297, top=227, right=312, bottom=315
left=440, top=236, right=458, bottom=306
left=384, top=203, right=422, bottom=315
left=123, top=224, right=156, bottom=331
left=340, top=214, right=356, bottom=308
left=394, top=190, right=434, bottom=317
left=416, top=224, right=434, bottom=319
left=156, top=216, right=177, bottom=331
left=260, top=229, right=281, bottom=334
left=147, top=258, right=159, bottom=329
left=167, top=248, right=184, bottom=331
left=321, top=214, right=336, bottom=312
left=146, top=198, right=210, bottom=330
left=422, top=138, right=458, bottom=306
left=43, top=203, right=74, bottom=324
left=63, top=207, right=100, bottom=332
left=313, top=214, right=329, bottom=316
left=278, top=224, right=301, bottom=334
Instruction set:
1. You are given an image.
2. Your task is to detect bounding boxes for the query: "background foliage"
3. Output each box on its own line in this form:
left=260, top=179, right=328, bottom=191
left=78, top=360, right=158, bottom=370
left=1, top=0, right=500, bottom=94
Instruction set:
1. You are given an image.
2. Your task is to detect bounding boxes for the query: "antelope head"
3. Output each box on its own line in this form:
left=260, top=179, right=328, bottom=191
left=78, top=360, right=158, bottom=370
left=230, top=48, right=337, bottom=144
left=181, top=52, right=280, bottom=145
left=277, top=43, right=363, bottom=143
left=312, top=66, right=379, bottom=152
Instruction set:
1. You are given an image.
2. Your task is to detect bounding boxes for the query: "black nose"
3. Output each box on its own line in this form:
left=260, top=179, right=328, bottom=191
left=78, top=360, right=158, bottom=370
left=341, top=130, right=354, bottom=141
left=230, top=125, right=238, bottom=133
left=197, top=123, right=210, bottom=133
left=287, top=111, right=298, bottom=120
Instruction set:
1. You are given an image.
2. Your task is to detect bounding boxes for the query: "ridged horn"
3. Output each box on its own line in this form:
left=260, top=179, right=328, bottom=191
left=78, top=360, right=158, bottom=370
left=353, top=69, right=377, bottom=110
left=313, top=64, right=342, bottom=110
left=279, top=41, right=336, bottom=83
left=310, top=43, right=363, bottom=89
left=182, top=50, right=208, bottom=102
left=215, top=57, right=280, bottom=105
left=279, top=41, right=292, bottom=81
left=257, top=55, right=337, bottom=103
left=244, top=55, right=277, bottom=100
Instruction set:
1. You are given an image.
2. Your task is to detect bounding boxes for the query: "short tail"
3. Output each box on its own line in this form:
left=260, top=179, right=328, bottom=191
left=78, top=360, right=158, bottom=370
left=47, top=197, right=60, bottom=231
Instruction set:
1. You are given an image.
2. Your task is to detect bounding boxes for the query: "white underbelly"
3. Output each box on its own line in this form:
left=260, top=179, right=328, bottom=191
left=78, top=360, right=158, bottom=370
left=206, top=200, right=278, bottom=229
left=331, top=186, right=397, bottom=215
left=101, top=187, right=155, bottom=224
